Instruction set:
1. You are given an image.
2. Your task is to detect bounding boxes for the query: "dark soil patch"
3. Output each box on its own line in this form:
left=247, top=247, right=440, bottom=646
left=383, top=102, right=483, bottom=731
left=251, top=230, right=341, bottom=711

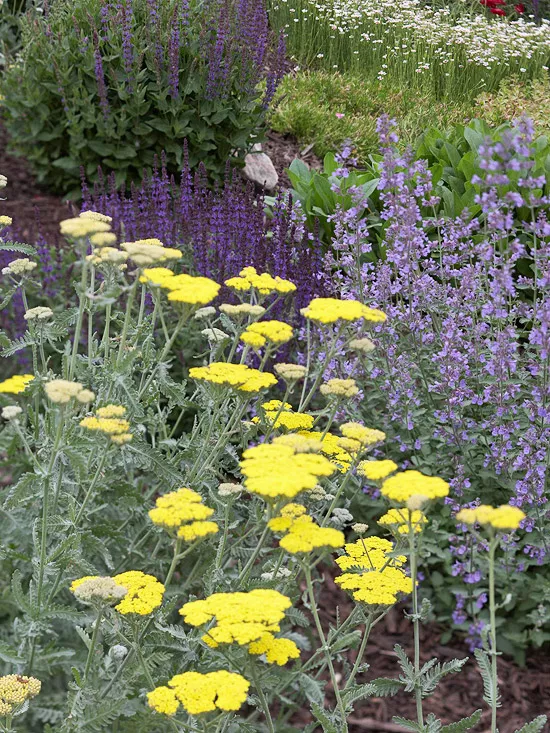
left=291, top=572, right=550, bottom=732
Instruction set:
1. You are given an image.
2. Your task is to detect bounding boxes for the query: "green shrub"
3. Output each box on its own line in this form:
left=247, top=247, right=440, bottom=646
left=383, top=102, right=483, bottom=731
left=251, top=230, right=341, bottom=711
left=0, top=0, right=283, bottom=198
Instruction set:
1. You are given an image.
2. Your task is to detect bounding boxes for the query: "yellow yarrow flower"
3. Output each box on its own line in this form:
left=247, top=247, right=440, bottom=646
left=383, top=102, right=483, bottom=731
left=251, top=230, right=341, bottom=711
left=272, top=513, right=345, bottom=554
left=60, top=217, right=111, bottom=239
left=240, top=320, right=294, bottom=349
left=96, top=404, right=127, bottom=418
left=177, top=520, right=219, bottom=541
left=148, top=671, right=250, bottom=716
left=248, top=632, right=300, bottom=665
left=45, top=379, right=93, bottom=404
left=381, top=470, right=449, bottom=504
left=121, top=241, right=182, bottom=267
left=163, top=273, right=221, bottom=305
left=190, top=362, right=277, bottom=393
left=258, top=401, right=314, bottom=431
left=71, top=571, right=164, bottom=615
left=320, top=378, right=359, bottom=398
left=180, top=589, right=292, bottom=648
left=340, top=422, right=386, bottom=446
left=240, top=441, right=335, bottom=498
left=79, top=211, right=112, bottom=224
left=358, top=459, right=398, bottom=480
left=0, top=674, right=41, bottom=717
left=297, top=430, right=353, bottom=472
left=0, top=374, right=33, bottom=394
left=149, top=487, right=217, bottom=541
left=456, top=504, right=525, bottom=531
left=0, top=215, right=13, bottom=227
left=379, top=508, right=428, bottom=534
left=334, top=537, right=412, bottom=606
left=139, top=267, right=176, bottom=288
left=225, top=266, right=296, bottom=295
left=300, top=297, right=386, bottom=325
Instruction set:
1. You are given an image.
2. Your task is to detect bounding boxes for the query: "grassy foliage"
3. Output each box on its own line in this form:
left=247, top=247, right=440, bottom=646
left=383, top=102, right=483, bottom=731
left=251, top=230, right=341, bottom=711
left=271, top=71, right=470, bottom=164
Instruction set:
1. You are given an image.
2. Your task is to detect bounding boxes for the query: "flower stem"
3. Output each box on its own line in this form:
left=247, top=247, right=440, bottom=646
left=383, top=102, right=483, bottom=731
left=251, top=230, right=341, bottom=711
left=83, top=607, right=104, bottom=684
left=488, top=536, right=498, bottom=733
left=250, top=664, right=275, bottom=733
left=303, top=564, right=348, bottom=729
left=408, top=523, right=423, bottom=728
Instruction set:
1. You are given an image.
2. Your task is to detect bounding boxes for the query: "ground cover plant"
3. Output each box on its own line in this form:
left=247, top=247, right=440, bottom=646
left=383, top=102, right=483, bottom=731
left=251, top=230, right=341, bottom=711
left=0, top=0, right=285, bottom=198
left=268, top=0, right=550, bottom=99
left=0, top=200, right=547, bottom=732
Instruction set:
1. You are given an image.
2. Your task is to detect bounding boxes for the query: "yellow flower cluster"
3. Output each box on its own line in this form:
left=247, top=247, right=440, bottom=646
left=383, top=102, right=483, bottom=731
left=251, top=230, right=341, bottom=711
left=379, top=508, right=428, bottom=534
left=121, top=240, right=182, bottom=267
left=45, top=380, right=95, bottom=405
left=148, top=487, right=218, bottom=542
left=297, top=430, right=353, bottom=472
left=240, top=441, right=334, bottom=498
left=80, top=404, right=132, bottom=444
left=180, top=589, right=293, bottom=649
left=147, top=671, right=250, bottom=716
left=300, top=297, right=387, bottom=325
left=70, top=576, right=127, bottom=605
left=0, top=675, right=41, bottom=717
left=140, top=269, right=221, bottom=305
left=320, top=378, right=359, bottom=398
left=274, top=363, right=308, bottom=381
left=60, top=215, right=111, bottom=240
left=225, top=266, right=296, bottom=295
left=240, top=320, right=294, bottom=349
left=358, top=459, right=398, bottom=480
left=71, top=571, right=165, bottom=615
left=334, top=538, right=412, bottom=606
left=456, top=504, right=525, bottom=531
left=0, top=374, right=33, bottom=395
left=248, top=632, right=301, bottom=665
left=381, top=470, right=450, bottom=504
left=257, top=401, right=314, bottom=431
left=0, top=215, right=12, bottom=227
left=190, top=362, right=277, bottom=393
left=2, top=258, right=37, bottom=276
left=219, top=303, right=266, bottom=318
left=340, top=422, right=386, bottom=447
left=268, top=505, right=345, bottom=554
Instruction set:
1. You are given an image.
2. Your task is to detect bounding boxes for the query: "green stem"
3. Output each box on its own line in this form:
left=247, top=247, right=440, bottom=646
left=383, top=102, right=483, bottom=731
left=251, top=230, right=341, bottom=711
left=88, top=265, right=96, bottom=368
left=238, top=506, right=273, bottom=584
left=74, top=447, right=110, bottom=526
left=138, top=313, right=186, bottom=397
left=116, top=277, right=139, bottom=369
left=343, top=614, right=373, bottom=690
left=102, top=303, right=112, bottom=362
left=83, top=607, right=104, bottom=684
left=303, top=564, right=348, bottom=729
left=408, top=523, right=423, bottom=728
left=69, top=260, right=89, bottom=379
left=488, top=536, right=498, bottom=733
left=250, top=664, right=275, bottom=733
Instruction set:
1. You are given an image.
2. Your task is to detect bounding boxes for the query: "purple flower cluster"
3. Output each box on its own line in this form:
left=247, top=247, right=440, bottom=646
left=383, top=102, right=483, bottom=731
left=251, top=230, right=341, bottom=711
left=324, top=115, right=550, bottom=644
left=81, top=153, right=325, bottom=313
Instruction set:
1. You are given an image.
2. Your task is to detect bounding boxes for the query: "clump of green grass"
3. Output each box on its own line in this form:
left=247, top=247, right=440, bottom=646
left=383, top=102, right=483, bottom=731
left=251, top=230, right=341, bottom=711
left=270, top=71, right=471, bottom=164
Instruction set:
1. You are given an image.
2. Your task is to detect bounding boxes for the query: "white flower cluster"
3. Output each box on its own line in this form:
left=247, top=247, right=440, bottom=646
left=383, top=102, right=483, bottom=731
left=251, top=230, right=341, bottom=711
left=271, top=0, right=550, bottom=87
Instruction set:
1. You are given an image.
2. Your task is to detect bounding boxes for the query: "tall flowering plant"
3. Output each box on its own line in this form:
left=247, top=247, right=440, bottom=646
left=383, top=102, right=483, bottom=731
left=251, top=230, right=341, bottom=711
left=324, top=116, right=550, bottom=656
left=0, top=0, right=285, bottom=197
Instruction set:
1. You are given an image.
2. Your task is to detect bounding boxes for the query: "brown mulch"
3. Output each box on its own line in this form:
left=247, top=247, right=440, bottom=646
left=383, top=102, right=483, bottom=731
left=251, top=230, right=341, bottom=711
left=1, top=117, right=548, bottom=732
left=291, top=573, right=550, bottom=732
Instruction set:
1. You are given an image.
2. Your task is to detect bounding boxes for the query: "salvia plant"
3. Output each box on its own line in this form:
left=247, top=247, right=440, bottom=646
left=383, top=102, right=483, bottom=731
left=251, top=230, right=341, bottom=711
left=0, top=0, right=285, bottom=198
left=1, top=186, right=547, bottom=731
left=322, top=115, right=550, bottom=658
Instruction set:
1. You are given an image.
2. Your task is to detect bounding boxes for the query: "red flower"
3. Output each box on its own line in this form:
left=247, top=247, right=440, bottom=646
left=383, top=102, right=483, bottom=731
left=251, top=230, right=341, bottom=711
left=514, top=3, right=525, bottom=11
left=480, top=0, right=505, bottom=6
left=489, top=6, right=507, bottom=13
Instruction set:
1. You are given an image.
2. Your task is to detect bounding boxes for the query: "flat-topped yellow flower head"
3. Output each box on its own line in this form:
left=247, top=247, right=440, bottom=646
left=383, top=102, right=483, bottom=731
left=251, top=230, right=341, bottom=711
left=301, top=297, right=386, bottom=325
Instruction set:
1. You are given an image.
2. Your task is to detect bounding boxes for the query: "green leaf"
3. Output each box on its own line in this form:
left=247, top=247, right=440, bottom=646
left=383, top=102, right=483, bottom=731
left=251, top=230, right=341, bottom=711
left=0, top=241, right=37, bottom=256
left=299, top=674, right=325, bottom=705
left=392, top=716, right=422, bottom=732
left=310, top=703, right=339, bottom=733
left=441, top=710, right=482, bottom=733
left=368, top=677, right=404, bottom=697
left=342, top=683, right=376, bottom=709
left=474, top=649, right=501, bottom=709
left=514, top=716, right=548, bottom=733
left=0, top=640, right=23, bottom=664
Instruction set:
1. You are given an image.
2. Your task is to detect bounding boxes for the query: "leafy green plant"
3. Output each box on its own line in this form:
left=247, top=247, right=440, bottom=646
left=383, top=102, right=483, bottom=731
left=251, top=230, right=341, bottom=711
left=475, top=74, right=550, bottom=135
left=0, top=0, right=284, bottom=198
